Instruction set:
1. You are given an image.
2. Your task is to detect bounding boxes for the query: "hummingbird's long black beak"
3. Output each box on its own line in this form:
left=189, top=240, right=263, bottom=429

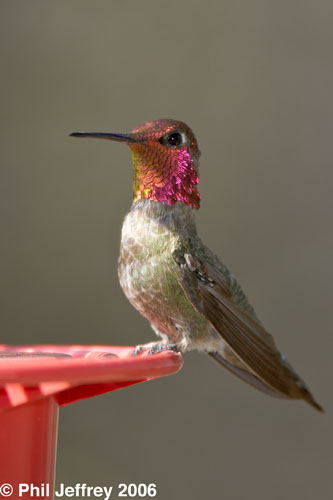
left=69, top=132, right=140, bottom=144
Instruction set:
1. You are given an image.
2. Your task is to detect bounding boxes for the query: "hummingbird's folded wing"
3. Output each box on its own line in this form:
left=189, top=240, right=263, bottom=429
left=175, top=252, right=322, bottom=410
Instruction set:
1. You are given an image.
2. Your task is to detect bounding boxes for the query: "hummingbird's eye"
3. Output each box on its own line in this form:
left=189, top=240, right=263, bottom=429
left=167, top=132, right=182, bottom=146
left=159, top=131, right=184, bottom=148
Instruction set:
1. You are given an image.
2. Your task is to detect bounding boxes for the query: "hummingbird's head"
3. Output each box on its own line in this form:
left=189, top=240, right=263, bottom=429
left=70, top=119, right=201, bottom=208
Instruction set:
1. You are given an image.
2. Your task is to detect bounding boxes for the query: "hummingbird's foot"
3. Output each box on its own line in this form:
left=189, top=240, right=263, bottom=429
left=148, top=343, right=179, bottom=354
left=133, top=342, right=180, bottom=356
left=133, top=341, right=159, bottom=356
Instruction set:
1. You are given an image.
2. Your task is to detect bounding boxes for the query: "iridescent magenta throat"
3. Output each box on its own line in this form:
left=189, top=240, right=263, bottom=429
left=132, top=146, right=200, bottom=209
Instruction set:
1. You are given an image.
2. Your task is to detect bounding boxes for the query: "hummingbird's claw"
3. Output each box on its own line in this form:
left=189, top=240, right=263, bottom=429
left=133, top=345, right=146, bottom=356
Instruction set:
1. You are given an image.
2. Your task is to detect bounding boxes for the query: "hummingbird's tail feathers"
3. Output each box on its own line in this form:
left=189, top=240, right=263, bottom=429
left=209, top=351, right=324, bottom=411
left=276, top=355, right=325, bottom=412
left=208, top=351, right=286, bottom=398
left=177, top=254, right=324, bottom=411
left=295, top=384, right=324, bottom=412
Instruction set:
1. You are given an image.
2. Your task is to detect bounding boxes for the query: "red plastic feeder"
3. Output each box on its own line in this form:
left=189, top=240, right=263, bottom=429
left=0, top=345, right=183, bottom=499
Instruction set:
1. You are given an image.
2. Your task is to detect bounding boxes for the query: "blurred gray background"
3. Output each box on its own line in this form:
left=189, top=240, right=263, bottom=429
left=1, top=1, right=332, bottom=499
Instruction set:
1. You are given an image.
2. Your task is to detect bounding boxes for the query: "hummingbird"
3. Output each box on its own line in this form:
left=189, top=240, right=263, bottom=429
left=70, top=119, right=323, bottom=412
